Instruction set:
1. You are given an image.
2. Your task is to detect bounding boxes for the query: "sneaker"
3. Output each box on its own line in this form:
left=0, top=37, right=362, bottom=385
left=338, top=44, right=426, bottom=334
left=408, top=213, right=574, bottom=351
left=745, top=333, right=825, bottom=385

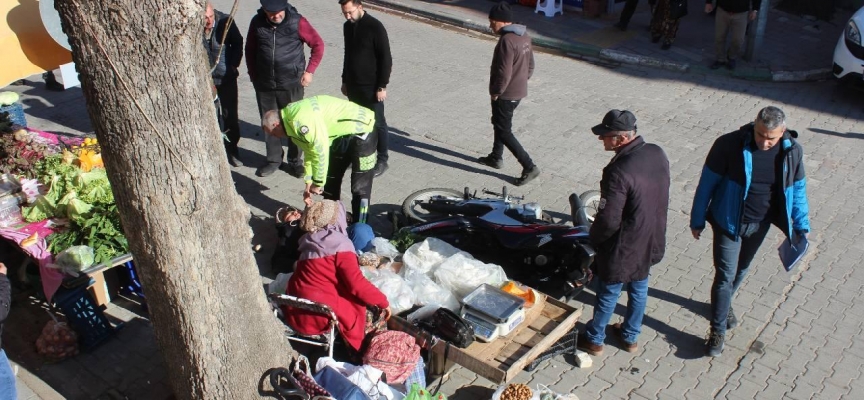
left=255, top=163, right=280, bottom=177
left=651, top=36, right=661, bottom=44
left=706, top=330, right=725, bottom=357
left=515, top=166, right=540, bottom=186
left=710, top=61, right=725, bottom=70
left=613, top=21, right=627, bottom=31
left=577, top=333, right=604, bottom=356
left=373, top=161, right=389, bottom=177
left=227, top=153, right=243, bottom=167
left=612, top=323, right=638, bottom=353
left=726, top=59, right=737, bottom=70
left=477, top=155, right=503, bottom=170
left=727, top=307, right=739, bottom=330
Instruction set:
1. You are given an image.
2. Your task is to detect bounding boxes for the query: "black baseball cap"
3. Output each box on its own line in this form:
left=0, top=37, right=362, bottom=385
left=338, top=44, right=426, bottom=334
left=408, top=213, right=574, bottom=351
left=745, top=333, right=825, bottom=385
left=591, top=110, right=637, bottom=135
left=261, top=0, right=288, bottom=12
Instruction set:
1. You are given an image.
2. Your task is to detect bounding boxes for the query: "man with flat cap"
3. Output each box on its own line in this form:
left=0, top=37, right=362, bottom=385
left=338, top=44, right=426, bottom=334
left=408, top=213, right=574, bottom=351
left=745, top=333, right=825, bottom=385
left=246, top=0, right=324, bottom=177
left=577, top=110, right=670, bottom=357
left=477, top=1, right=539, bottom=186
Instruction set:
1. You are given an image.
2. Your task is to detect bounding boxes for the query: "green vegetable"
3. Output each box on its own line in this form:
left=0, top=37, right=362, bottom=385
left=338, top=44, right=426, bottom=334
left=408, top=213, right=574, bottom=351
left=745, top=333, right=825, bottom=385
left=54, top=245, right=95, bottom=273
left=390, top=228, right=425, bottom=253
left=0, top=92, right=19, bottom=107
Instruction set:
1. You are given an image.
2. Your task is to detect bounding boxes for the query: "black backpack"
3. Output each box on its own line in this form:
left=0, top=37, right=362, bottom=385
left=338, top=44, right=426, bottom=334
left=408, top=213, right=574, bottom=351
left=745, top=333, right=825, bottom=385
left=417, top=308, right=475, bottom=349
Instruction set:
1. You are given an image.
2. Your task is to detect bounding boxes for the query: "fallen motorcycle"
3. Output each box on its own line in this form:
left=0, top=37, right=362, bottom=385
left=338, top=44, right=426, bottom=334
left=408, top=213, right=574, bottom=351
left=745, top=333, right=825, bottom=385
left=399, top=186, right=597, bottom=300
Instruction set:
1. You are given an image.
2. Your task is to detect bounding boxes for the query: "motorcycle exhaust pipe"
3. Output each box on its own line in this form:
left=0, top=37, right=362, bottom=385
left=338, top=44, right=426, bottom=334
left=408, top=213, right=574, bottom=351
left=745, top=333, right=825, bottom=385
left=569, top=193, right=591, bottom=228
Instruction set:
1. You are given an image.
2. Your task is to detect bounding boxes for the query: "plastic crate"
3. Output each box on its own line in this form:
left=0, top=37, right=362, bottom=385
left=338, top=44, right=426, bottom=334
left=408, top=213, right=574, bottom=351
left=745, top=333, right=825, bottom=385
left=120, top=261, right=145, bottom=300
left=53, top=283, right=116, bottom=350
left=0, top=102, right=27, bottom=127
left=524, top=328, right=578, bottom=372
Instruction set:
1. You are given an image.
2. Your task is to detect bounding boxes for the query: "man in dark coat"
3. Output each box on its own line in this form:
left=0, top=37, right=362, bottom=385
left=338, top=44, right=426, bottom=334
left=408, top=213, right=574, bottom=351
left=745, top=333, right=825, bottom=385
left=577, top=110, right=670, bottom=356
left=245, top=0, right=324, bottom=177
left=204, top=2, right=244, bottom=167
left=0, top=263, right=15, bottom=399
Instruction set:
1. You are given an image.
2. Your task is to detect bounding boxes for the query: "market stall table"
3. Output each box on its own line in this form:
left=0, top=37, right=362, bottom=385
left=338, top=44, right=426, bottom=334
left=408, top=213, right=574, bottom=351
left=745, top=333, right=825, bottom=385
left=389, top=291, right=582, bottom=385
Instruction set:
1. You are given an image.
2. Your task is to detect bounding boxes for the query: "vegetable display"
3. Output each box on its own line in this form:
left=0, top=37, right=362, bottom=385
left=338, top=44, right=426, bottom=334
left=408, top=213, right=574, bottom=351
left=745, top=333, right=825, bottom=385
left=22, top=153, right=128, bottom=264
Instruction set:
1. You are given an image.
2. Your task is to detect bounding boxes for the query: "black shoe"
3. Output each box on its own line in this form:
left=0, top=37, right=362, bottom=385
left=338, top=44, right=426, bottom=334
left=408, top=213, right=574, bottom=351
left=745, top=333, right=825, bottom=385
left=256, top=163, right=280, bottom=177
left=651, top=36, right=661, bottom=44
left=477, top=155, right=503, bottom=170
left=613, top=21, right=627, bottom=31
left=710, top=61, right=725, bottom=70
left=515, top=166, right=540, bottom=186
left=282, top=162, right=304, bottom=179
left=661, top=42, right=672, bottom=50
left=45, top=80, right=65, bottom=92
left=726, top=59, right=737, bottom=70
left=373, top=161, right=389, bottom=177
left=706, top=331, right=725, bottom=357
left=227, top=153, right=243, bottom=167
left=727, top=307, right=739, bottom=330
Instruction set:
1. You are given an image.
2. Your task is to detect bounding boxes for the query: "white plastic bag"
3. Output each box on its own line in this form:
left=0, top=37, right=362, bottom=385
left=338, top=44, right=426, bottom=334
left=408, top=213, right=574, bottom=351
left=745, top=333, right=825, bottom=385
left=268, top=273, right=293, bottom=295
left=404, top=273, right=460, bottom=311
left=315, top=357, right=405, bottom=400
left=367, top=268, right=415, bottom=314
left=371, top=237, right=401, bottom=260
left=401, top=238, right=460, bottom=279
left=49, top=245, right=95, bottom=276
left=434, top=253, right=507, bottom=299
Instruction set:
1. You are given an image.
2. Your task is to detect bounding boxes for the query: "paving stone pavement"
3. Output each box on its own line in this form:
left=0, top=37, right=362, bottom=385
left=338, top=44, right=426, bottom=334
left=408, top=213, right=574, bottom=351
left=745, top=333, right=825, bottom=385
left=4, top=0, right=864, bottom=398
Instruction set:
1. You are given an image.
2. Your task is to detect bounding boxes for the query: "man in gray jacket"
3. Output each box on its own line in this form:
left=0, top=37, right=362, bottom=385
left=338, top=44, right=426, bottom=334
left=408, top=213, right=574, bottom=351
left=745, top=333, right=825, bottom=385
left=477, top=2, right=539, bottom=186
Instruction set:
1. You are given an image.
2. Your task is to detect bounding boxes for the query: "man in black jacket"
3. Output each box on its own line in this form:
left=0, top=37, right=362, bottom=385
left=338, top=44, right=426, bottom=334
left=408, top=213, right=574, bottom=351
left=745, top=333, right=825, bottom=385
left=339, top=0, right=393, bottom=178
left=577, top=110, right=670, bottom=356
left=0, top=263, right=15, bottom=399
left=246, top=0, right=324, bottom=177
left=706, top=0, right=759, bottom=70
left=204, top=2, right=244, bottom=167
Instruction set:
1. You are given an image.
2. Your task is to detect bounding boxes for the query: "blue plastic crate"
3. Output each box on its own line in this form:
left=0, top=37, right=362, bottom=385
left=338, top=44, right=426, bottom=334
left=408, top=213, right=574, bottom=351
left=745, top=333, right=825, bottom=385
left=0, top=102, right=27, bottom=127
left=53, top=284, right=116, bottom=350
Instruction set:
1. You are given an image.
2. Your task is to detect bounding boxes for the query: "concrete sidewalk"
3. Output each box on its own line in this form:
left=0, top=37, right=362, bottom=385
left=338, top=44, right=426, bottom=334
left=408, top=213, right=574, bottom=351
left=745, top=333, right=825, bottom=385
left=366, top=0, right=848, bottom=81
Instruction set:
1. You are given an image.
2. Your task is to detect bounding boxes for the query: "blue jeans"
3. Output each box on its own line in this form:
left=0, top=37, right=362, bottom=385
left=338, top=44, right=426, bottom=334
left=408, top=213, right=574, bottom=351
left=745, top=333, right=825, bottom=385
left=710, top=221, right=771, bottom=335
left=584, top=277, right=649, bottom=345
left=0, top=350, right=16, bottom=400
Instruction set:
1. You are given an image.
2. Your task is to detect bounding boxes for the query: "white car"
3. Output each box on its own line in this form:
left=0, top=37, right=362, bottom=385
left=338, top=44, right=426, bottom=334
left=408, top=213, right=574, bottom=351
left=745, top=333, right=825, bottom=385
left=834, top=6, right=864, bottom=83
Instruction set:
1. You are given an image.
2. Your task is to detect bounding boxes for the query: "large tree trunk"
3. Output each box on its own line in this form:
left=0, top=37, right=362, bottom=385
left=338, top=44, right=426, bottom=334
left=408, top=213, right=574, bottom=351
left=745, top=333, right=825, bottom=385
left=53, top=1, right=295, bottom=397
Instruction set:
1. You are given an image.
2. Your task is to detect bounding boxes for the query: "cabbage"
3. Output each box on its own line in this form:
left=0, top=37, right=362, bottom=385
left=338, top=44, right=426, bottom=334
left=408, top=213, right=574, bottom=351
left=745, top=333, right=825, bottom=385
left=0, top=91, right=19, bottom=106
left=66, top=198, right=93, bottom=220
left=52, top=246, right=96, bottom=276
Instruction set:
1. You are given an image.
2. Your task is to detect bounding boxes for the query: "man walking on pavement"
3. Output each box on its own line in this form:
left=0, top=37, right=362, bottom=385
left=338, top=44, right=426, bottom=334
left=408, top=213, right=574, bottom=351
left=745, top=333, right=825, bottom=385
left=477, top=1, right=540, bottom=186
left=339, top=0, right=393, bottom=178
left=614, top=0, right=656, bottom=31
left=261, top=95, right=377, bottom=220
left=706, top=0, right=759, bottom=70
left=204, top=2, right=244, bottom=167
left=576, top=110, right=670, bottom=356
left=246, top=0, right=324, bottom=177
left=690, top=106, right=810, bottom=357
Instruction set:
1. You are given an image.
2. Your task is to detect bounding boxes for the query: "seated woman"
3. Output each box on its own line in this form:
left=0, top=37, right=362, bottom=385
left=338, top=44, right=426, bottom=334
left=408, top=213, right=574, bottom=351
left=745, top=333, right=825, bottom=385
left=284, top=200, right=391, bottom=352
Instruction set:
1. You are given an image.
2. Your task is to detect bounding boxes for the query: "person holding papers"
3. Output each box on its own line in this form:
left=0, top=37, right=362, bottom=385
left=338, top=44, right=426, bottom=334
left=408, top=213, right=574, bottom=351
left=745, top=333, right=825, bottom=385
left=689, top=106, right=810, bottom=358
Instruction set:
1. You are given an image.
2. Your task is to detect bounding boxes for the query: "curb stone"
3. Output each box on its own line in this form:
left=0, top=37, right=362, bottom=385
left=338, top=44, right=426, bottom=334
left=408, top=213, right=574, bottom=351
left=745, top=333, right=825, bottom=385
left=366, top=0, right=834, bottom=83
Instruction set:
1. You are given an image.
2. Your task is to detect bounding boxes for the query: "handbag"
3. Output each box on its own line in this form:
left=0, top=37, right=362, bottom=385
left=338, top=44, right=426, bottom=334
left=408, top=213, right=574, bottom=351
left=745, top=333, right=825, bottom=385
left=669, top=0, right=688, bottom=19
left=416, top=308, right=474, bottom=349
left=292, top=355, right=333, bottom=399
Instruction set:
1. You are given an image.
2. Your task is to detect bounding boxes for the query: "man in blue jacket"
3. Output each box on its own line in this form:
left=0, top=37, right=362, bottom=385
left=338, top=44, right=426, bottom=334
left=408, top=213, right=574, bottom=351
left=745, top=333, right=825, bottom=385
left=690, top=106, right=810, bottom=357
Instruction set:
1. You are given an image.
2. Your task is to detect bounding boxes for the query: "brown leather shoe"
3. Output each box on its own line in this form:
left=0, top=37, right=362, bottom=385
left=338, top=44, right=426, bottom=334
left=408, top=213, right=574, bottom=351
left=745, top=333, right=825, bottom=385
left=612, top=323, right=638, bottom=353
left=577, top=333, right=604, bottom=356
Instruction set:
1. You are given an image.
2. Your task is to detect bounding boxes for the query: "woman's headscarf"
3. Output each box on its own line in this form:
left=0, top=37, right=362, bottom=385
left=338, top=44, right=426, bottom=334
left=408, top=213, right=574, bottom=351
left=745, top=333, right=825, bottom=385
left=297, top=200, right=356, bottom=260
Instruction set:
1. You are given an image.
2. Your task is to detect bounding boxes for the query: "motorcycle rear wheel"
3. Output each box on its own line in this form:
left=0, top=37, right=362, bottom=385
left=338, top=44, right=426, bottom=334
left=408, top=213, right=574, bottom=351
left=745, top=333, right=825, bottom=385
left=579, top=190, right=602, bottom=223
left=401, top=188, right=464, bottom=223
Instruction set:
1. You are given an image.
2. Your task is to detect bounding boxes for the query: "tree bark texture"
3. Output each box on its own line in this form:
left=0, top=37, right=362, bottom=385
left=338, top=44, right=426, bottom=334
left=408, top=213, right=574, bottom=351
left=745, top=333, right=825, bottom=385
left=53, top=1, right=295, bottom=398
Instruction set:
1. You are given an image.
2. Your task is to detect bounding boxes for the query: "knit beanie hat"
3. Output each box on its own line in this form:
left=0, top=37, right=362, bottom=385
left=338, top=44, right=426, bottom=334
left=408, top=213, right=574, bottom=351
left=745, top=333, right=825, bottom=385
left=300, top=200, right=339, bottom=233
left=488, top=1, right=512, bottom=23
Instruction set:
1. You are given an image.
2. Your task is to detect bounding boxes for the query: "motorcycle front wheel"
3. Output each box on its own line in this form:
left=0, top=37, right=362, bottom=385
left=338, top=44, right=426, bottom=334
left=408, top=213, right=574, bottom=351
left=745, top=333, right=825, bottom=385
left=579, top=190, right=602, bottom=223
left=401, top=188, right=464, bottom=223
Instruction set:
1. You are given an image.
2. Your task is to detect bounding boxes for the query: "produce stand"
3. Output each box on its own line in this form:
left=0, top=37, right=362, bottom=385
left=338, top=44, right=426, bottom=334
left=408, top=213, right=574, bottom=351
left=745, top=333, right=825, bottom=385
left=389, top=291, right=582, bottom=385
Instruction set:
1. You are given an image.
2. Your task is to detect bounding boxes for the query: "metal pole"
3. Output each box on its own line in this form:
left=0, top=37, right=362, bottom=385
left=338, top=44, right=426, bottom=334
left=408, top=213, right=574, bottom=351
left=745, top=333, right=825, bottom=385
left=744, top=0, right=770, bottom=61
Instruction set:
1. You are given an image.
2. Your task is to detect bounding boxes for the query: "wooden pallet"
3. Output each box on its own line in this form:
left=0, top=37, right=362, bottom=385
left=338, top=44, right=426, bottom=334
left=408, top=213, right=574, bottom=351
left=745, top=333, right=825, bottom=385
left=391, top=292, right=582, bottom=385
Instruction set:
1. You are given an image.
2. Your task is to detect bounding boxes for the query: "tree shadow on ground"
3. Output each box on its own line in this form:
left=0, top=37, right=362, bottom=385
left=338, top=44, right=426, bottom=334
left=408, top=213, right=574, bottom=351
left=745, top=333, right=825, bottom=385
left=574, top=287, right=706, bottom=360
left=808, top=127, right=864, bottom=140
left=388, top=127, right=516, bottom=183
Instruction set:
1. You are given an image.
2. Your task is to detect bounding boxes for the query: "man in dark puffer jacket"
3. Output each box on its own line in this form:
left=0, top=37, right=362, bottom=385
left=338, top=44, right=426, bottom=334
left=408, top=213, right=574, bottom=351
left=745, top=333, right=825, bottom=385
left=0, top=263, right=15, bottom=399
left=245, top=0, right=324, bottom=178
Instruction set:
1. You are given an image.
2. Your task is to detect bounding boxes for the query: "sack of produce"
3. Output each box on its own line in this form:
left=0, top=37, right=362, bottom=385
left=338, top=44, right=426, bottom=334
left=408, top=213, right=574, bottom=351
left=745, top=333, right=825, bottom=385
left=50, top=245, right=95, bottom=276
left=35, top=318, right=79, bottom=361
left=434, top=253, right=507, bottom=299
